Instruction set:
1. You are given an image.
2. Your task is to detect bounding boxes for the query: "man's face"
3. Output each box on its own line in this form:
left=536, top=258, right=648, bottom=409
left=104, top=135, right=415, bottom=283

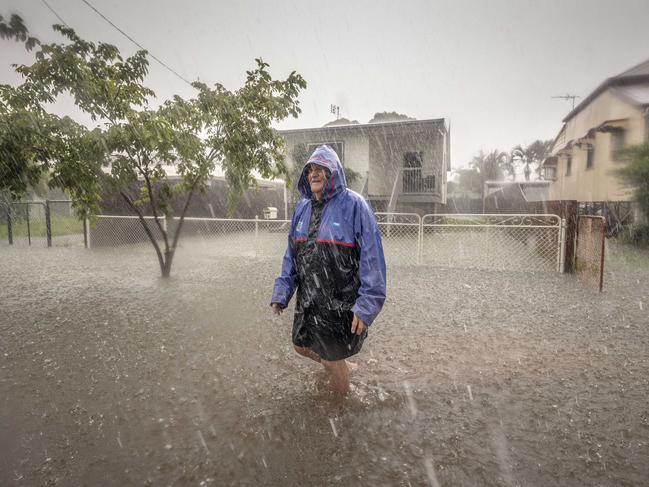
left=307, top=164, right=328, bottom=198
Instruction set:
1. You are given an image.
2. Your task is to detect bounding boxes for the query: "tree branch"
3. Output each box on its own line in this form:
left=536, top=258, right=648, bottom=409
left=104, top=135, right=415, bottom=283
left=119, top=189, right=165, bottom=273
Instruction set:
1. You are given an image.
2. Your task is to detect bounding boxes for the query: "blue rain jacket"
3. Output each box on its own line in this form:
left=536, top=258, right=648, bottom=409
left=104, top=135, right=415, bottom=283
left=271, top=145, right=387, bottom=326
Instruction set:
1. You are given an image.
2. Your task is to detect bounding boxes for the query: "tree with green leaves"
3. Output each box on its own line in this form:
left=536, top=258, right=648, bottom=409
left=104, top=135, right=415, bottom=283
left=617, top=142, right=649, bottom=224
left=510, top=139, right=553, bottom=181
left=367, top=111, right=415, bottom=124
left=1, top=15, right=306, bottom=277
left=469, top=149, right=509, bottom=200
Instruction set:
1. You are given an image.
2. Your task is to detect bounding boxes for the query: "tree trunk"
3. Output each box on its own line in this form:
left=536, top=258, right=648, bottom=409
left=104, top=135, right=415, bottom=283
left=162, top=248, right=174, bottom=278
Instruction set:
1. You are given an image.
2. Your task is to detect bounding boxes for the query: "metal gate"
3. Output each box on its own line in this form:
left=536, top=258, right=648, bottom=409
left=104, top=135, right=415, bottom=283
left=1, top=200, right=85, bottom=248
left=420, top=214, right=565, bottom=272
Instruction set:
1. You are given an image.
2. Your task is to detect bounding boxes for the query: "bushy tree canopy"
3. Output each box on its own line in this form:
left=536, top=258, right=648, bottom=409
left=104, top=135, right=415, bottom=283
left=0, top=15, right=306, bottom=276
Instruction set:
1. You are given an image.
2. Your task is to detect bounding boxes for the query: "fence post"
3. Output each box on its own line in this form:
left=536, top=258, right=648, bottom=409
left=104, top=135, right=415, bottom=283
left=417, top=215, right=422, bottom=265
left=26, top=203, right=31, bottom=246
left=255, top=215, right=259, bottom=257
left=45, top=200, right=52, bottom=247
left=557, top=218, right=566, bottom=274
left=6, top=205, right=12, bottom=245
left=84, top=217, right=90, bottom=249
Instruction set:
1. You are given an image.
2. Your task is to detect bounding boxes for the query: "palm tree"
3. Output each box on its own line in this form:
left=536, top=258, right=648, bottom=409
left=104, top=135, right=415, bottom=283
left=511, top=140, right=553, bottom=181
left=469, top=149, right=509, bottom=201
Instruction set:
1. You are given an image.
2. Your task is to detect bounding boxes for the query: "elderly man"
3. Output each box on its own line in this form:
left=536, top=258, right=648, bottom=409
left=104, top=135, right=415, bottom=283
left=271, top=145, right=386, bottom=394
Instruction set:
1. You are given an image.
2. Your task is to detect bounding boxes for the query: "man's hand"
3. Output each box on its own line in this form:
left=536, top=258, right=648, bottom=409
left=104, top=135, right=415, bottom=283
left=271, top=303, right=283, bottom=315
left=351, top=314, right=367, bottom=335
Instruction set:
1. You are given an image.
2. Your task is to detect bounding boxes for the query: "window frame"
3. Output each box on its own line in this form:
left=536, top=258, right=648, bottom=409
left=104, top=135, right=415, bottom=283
left=585, top=144, right=595, bottom=170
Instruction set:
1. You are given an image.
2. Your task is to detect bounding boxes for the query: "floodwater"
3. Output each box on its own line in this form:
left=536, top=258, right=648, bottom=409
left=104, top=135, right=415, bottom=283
left=1, top=241, right=648, bottom=486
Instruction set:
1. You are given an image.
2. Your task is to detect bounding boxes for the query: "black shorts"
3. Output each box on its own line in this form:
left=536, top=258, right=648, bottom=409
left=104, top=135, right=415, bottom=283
left=292, top=306, right=367, bottom=361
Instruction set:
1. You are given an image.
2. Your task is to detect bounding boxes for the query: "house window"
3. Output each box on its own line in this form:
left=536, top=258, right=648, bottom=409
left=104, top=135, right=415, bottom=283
left=423, top=175, right=436, bottom=191
left=565, top=155, right=572, bottom=176
left=544, top=167, right=557, bottom=181
left=611, top=129, right=626, bottom=160
left=307, top=142, right=344, bottom=165
left=402, top=152, right=424, bottom=193
left=586, top=145, right=595, bottom=170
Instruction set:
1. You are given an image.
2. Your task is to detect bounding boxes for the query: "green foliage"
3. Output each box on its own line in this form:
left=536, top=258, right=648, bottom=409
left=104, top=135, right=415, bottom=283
left=368, top=111, right=415, bottom=123
left=618, top=223, right=649, bottom=248
left=0, top=14, right=39, bottom=51
left=511, top=139, right=553, bottom=181
left=0, top=213, right=82, bottom=240
left=1, top=15, right=306, bottom=276
left=323, top=117, right=359, bottom=127
left=617, top=141, right=649, bottom=222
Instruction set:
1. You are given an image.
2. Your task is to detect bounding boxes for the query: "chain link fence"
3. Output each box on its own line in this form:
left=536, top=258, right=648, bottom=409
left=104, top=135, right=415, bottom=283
left=575, top=216, right=606, bottom=291
left=0, top=201, right=47, bottom=247
left=86, top=212, right=565, bottom=274
left=47, top=200, right=85, bottom=246
left=375, top=213, right=421, bottom=265
left=421, top=214, right=564, bottom=272
left=0, top=200, right=85, bottom=248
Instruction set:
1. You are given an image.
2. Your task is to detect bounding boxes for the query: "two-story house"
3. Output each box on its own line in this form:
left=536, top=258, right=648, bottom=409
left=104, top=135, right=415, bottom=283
left=280, top=118, right=450, bottom=215
left=542, top=58, right=649, bottom=219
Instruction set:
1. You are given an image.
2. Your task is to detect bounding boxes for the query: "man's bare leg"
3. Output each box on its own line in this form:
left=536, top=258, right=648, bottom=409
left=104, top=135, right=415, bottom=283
left=294, top=345, right=321, bottom=364
left=321, top=359, right=351, bottom=394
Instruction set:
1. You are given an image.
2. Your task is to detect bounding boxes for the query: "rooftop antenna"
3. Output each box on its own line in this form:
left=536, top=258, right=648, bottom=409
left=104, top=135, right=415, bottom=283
left=552, top=94, right=580, bottom=110
left=330, top=104, right=340, bottom=120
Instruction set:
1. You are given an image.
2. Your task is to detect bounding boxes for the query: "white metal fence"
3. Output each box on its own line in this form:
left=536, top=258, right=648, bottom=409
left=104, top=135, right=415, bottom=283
left=87, top=212, right=566, bottom=273
left=421, top=214, right=565, bottom=272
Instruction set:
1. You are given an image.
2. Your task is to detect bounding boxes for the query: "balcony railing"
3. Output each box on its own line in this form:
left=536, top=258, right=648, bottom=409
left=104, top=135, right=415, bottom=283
left=402, top=168, right=436, bottom=194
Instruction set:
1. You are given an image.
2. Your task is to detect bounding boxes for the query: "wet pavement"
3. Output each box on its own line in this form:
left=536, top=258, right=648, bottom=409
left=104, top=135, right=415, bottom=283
left=1, top=241, right=648, bottom=486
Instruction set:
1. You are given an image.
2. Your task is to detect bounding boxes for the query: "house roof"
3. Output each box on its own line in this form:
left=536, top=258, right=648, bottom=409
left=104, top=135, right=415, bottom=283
left=279, top=117, right=447, bottom=136
left=562, top=57, right=649, bottom=122
left=610, top=83, right=649, bottom=106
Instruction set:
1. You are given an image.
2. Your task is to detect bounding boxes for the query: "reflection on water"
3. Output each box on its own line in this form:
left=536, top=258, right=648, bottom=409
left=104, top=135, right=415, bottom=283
left=1, top=243, right=648, bottom=485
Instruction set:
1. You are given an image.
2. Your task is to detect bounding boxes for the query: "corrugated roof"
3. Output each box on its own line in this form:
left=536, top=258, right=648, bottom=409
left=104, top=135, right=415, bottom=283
left=279, top=117, right=446, bottom=135
left=610, top=83, right=649, bottom=106
left=563, top=57, right=649, bottom=122
left=616, top=58, right=649, bottom=77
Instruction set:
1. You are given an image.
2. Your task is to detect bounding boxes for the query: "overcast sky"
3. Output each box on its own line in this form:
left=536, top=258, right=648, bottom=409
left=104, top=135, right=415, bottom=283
left=2, top=0, right=649, bottom=170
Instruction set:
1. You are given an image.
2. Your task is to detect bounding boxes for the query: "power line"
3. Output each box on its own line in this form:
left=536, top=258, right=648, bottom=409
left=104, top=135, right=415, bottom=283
left=40, top=0, right=69, bottom=27
left=78, top=0, right=194, bottom=88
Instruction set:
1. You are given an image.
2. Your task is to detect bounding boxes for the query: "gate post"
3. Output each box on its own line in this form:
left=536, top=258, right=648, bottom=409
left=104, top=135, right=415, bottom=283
left=417, top=216, right=422, bottom=265
left=26, top=203, right=31, bottom=246
left=4, top=203, right=12, bottom=245
left=83, top=217, right=90, bottom=249
left=559, top=218, right=566, bottom=273
left=255, top=215, right=259, bottom=257
left=45, top=200, right=52, bottom=247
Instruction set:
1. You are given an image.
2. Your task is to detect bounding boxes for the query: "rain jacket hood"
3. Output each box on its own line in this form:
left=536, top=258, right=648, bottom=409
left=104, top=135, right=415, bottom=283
left=297, top=145, right=347, bottom=200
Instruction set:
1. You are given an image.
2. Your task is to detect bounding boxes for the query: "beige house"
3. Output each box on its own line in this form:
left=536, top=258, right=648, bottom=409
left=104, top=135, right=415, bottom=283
left=280, top=118, right=450, bottom=215
left=542, top=58, right=649, bottom=207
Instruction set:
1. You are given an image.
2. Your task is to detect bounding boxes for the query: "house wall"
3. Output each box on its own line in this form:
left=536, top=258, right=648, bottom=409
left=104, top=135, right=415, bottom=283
left=549, top=90, right=646, bottom=202
left=282, top=130, right=369, bottom=193
left=367, top=126, right=446, bottom=203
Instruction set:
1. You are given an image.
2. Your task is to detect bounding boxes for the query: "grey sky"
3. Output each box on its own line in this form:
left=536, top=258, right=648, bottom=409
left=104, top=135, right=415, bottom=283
left=2, top=0, right=649, bottom=170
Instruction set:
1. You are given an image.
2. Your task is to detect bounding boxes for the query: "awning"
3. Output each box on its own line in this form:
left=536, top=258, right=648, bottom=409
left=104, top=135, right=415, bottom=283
left=556, top=140, right=573, bottom=155
left=596, top=118, right=628, bottom=133
left=576, top=128, right=596, bottom=143
left=542, top=156, right=558, bottom=167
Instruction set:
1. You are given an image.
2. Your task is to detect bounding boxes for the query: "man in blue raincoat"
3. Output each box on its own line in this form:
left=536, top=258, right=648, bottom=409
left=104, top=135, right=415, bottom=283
left=271, top=145, right=387, bottom=394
